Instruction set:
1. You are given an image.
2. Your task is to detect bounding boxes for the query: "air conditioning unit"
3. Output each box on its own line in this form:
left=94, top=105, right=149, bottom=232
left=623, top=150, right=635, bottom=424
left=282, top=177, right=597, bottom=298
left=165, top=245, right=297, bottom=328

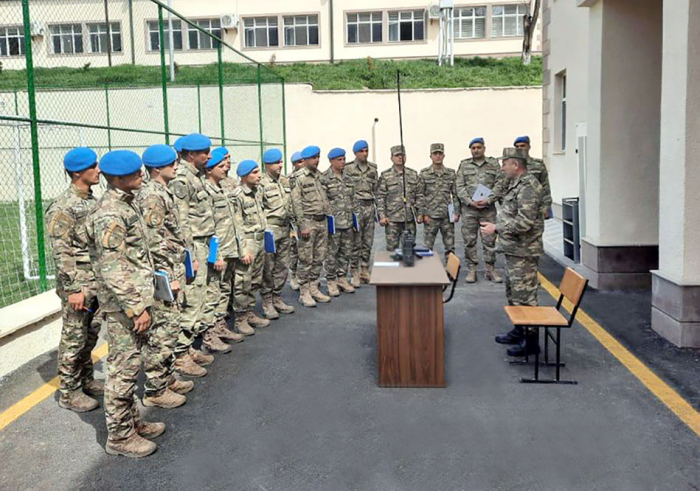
left=30, top=21, right=45, bottom=37
left=428, top=4, right=442, bottom=19
left=220, top=14, right=239, bottom=30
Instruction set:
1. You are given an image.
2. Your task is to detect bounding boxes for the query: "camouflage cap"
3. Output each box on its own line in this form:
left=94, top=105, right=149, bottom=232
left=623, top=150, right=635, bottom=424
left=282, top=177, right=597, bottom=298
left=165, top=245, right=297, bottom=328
left=499, top=147, right=528, bottom=162
left=430, top=143, right=445, bottom=154
left=391, top=145, right=406, bottom=156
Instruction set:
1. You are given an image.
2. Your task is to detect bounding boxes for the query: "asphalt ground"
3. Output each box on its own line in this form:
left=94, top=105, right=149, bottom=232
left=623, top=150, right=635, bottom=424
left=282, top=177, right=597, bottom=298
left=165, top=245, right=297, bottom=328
left=0, top=226, right=698, bottom=490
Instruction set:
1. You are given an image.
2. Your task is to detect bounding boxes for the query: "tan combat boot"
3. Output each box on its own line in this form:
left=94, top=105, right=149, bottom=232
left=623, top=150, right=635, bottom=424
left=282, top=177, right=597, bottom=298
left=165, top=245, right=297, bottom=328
left=82, top=379, right=104, bottom=396
left=465, top=266, right=477, bottom=284
left=235, top=312, right=256, bottom=336
left=213, top=319, right=244, bottom=343
left=290, top=273, right=300, bottom=291
left=247, top=310, right=271, bottom=328
left=262, top=294, right=280, bottom=320
left=174, top=353, right=208, bottom=378
left=327, top=280, right=341, bottom=297
left=361, top=266, right=372, bottom=284
left=310, top=282, right=331, bottom=303
left=299, top=284, right=317, bottom=308
left=337, top=277, right=356, bottom=293
left=203, top=329, right=231, bottom=353
left=137, top=421, right=166, bottom=440
left=273, top=294, right=295, bottom=314
left=58, top=389, right=99, bottom=413
left=105, top=433, right=157, bottom=458
left=350, top=269, right=362, bottom=288
left=485, top=263, right=503, bottom=283
left=188, top=347, right=214, bottom=366
left=169, top=379, right=194, bottom=395
left=142, top=388, right=186, bottom=409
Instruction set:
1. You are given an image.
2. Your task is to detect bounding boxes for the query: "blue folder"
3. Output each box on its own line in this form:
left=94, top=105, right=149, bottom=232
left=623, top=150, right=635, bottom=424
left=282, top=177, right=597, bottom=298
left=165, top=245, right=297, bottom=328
left=208, top=236, right=220, bottom=264
left=264, top=229, right=276, bottom=253
left=352, top=213, right=360, bottom=232
left=184, top=249, right=195, bottom=280
left=327, top=215, right=336, bottom=235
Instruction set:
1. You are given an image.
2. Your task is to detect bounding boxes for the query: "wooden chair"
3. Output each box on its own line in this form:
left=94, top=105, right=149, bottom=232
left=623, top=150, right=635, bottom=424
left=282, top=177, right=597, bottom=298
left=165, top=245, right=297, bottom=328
left=503, top=267, right=588, bottom=384
left=443, top=253, right=461, bottom=304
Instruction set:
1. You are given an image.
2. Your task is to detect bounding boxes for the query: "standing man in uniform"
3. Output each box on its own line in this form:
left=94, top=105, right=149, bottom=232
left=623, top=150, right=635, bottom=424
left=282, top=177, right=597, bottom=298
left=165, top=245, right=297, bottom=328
left=456, top=137, right=505, bottom=283
left=260, top=148, right=296, bottom=320
left=344, top=140, right=378, bottom=287
left=418, top=143, right=460, bottom=258
left=47, top=147, right=103, bottom=413
left=86, top=150, right=164, bottom=458
left=321, top=148, right=356, bottom=297
left=377, top=145, right=422, bottom=251
left=513, top=136, right=552, bottom=220
left=290, top=145, right=331, bottom=307
left=481, top=148, right=545, bottom=358
left=288, top=151, right=304, bottom=292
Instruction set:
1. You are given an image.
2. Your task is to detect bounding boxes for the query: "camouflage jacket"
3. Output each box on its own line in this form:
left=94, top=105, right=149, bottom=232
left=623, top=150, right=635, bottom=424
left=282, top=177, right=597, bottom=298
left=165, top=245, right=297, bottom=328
left=205, top=179, right=242, bottom=260
left=230, top=184, right=267, bottom=257
left=455, top=157, right=505, bottom=210
left=135, top=179, right=187, bottom=283
left=418, top=164, right=460, bottom=219
left=46, top=184, right=98, bottom=300
left=320, top=168, right=355, bottom=229
left=376, top=165, right=421, bottom=223
left=170, top=161, right=215, bottom=250
left=496, top=173, right=545, bottom=257
left=526, top=157, right=553, bottom=212
left=344, top=160, right=378, bottom=201
left=290, top=167, right=329, bottom=230
left=260, top=172, right=292, bottom=226
left=86, top=185, right=155, bottom=318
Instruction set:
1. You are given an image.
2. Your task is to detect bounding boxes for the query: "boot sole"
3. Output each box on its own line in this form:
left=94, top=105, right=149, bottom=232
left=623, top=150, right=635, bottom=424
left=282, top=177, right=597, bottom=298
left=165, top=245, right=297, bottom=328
left=495, top=337, right=523, bottom=345
left=313, top=298, right=331, bottom=303
left=219, top=337, right=245, bottom=343
left=58, top=400, right=99, bottom=413
left=105, top=444, right=157, bottom=458
left=142, top=397, right=186, bottom=409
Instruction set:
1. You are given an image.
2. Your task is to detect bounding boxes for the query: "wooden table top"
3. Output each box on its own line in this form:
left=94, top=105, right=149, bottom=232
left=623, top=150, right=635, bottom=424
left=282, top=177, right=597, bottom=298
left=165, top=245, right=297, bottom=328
left=370, top=251, right=450, bottom=286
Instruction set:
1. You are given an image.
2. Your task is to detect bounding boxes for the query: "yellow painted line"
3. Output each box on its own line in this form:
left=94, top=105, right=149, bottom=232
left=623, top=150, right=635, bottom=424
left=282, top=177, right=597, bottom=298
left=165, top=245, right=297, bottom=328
left=0, top=343, right=109, bottom=433
left=539, top=273, right=700, bottom=439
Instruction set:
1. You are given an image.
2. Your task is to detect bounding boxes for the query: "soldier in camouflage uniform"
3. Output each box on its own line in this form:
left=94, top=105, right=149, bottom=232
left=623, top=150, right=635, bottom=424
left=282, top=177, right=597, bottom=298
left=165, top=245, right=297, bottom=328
left=344, top=140, right=378, bottom=286
left=46, top=147, right=103, bottom=413
left=481, top=148, right=545, bottom=358
left=215, top=147, right=240, bottom=317
left=455, top=137, right=505, bottom=283
left=288, top=151, right=305, bottom=292
left=135, top=145, right=195, bottom=410
left=514, top=135, right=552, bottom=221
left=230, top=160, right=271, bottom=334
left=260, top=148, right=296, bottom=319
left=418, top=143, right=460, bottom=258
left=377, top=145, right=422, bottom=251
left=86, top=150, right=164, bottom=459
left=290, top=145, right=332, bottom=307
left=321, top=148, right=356, bottom=297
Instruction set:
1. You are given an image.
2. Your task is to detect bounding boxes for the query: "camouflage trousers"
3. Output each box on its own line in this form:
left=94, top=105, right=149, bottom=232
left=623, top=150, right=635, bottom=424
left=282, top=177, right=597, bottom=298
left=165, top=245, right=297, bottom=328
left=461, top=206, right=497, bottom=266
left=263, top=225, right=292, bottom=296
left=423, top=217, right=455, bottom=255
left=326, top=228, right=353, bottom=281
left=144, top=299, right=181, bottom=397
left=234, top=241, right=264, bottom=313
left=57, top=300, right=100, bottom=396
left=504, top=255, right=540, bottom=306
left=297, top=219, right=328, bottom=286
left=205, top=258, right=236, bottom=322
left=176, top=238, right=209, bottom=354
left=352, top=201, right=376, bottom=270
left=289, top=238, right=299, bottom=275
left=385, top=221, right=417, bottom=251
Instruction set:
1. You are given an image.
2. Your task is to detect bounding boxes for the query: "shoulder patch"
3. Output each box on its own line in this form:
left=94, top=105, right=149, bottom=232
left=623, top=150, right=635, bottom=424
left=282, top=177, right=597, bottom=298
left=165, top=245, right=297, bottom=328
left=101, top=220, right=126, bottom=250
left=143, top=197, right=165, bottom=228
left=48, top=211, right=74, bottom=238
left=171, top=180, right=188, bottom=200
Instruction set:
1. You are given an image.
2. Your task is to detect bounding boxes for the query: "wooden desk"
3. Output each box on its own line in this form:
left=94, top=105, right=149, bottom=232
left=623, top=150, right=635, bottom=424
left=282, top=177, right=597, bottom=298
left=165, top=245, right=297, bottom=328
left=370, top=250, right=450, bottom=388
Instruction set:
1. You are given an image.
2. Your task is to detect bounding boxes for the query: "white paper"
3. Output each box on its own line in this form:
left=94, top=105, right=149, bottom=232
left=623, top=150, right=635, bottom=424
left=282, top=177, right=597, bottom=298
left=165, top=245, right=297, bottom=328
left=447, top=203, right=456, bottom=223
left=374, top=261, right=401, bottom=267
left=471, top=183, right=493, bottom=202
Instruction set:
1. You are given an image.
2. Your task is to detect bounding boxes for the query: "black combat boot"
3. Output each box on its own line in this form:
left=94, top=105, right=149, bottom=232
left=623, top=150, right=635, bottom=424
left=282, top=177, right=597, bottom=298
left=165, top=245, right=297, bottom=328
left=495, top=326, right=525, bottom=345
left=507, top=333, right=540, bottom=357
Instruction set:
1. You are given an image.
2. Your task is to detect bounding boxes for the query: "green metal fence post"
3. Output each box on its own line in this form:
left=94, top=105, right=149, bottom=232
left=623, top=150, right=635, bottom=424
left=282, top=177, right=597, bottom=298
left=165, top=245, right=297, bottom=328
left=105, top=84, right=112, bottom=150
left=257, top=65, right=264, bottom=158
left=197, top=83, right=202, bottom=133
left=21, top=0, right=47, bottom=291
left=13, top=87, right=18, bottom=116
left=128, top=0, right=136, bottom=65
left=217, top=43, right=225, bottom=146
left=158, top=6, right=170, bottom=144
left=281, top=78, right=288, bottom=175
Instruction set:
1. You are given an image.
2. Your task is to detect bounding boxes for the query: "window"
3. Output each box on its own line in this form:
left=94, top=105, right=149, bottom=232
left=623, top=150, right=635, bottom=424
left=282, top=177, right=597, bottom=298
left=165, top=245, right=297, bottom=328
left=492, top=4, right=527, bottom=37
left=0, top=26, right=25, bottom=57
left=87, top=22, right=121, bottom=53
left=51, top=24, right=83, bottom=54
left=243, top=17, right=279, bottom=48
left=347, top=12, right=382, bottom=44
left=188, top=19, right=222, bottom=50
left=284, top=15, right=319, bottom=46
left=388, top=10, right=425, bottom=42
left=453, top=7, right=486, bottom=39
left=148, top=20, right=183, bottom=51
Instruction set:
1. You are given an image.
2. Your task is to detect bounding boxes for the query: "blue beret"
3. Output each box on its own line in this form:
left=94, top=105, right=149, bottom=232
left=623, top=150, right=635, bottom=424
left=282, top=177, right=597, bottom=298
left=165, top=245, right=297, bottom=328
left=206, top=149, right=227, bottom=169
left=181, top=133, right=212, bottom=152
left=263, top=148, right=283, bottom=164
left=353, top=140, right=368, bottom=153
left=514, top=135, right=531, bottom=145
left=236, top=159, right=258, bottom=177
left=64, top=147, right=97, bottom=172
left=142, top=144, right=177, bottom=168
left=328, top=148, right=346, bottom=160
left=213, top=146, right=230, bottom=157
left=173, top=136, right=186, bottom=153
left=291, top=151, right=303, bottom=164
left=469, top=137, right=485, bottom=148
left=99, top=150, right=142, bottom=177
left=301, top=145, right=320, bottom=159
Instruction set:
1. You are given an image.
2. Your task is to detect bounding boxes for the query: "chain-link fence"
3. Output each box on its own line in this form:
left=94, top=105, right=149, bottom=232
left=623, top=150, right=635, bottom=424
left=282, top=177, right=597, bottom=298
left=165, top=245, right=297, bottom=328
left=0, top=0, right=286, bottom=308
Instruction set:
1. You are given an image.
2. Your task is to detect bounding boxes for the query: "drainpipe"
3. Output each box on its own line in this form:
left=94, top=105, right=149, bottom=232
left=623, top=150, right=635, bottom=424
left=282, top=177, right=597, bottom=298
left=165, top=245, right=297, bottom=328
left=329, top=0, right=335, bottom=63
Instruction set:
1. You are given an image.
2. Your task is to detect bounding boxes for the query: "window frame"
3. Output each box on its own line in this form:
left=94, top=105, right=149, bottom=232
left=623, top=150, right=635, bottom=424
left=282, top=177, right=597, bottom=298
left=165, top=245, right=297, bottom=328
left=453, top=6, right=487, bottom=40
left=283, top=14, right=320, bottom=47
left=86, top=21, right=122, bottom=55
left=0, top=25, right=26, bottom=58
left=345, top=11, right=384, bottom=45
left=387, top=9, right=427, bottom=43
left=187, top=18, right=222, bottom=51
left=491, top=3, right=527, bottom=38
left=146, top=18, right=184, bottom=53
left=49, top=23, right=85, bottom=55
left=242, top=15, right=280, bottom=49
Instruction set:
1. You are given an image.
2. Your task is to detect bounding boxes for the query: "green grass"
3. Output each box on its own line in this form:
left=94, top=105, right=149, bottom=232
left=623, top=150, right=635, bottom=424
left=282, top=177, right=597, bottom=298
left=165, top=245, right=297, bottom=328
left=0, top=56, right=542, bottom=91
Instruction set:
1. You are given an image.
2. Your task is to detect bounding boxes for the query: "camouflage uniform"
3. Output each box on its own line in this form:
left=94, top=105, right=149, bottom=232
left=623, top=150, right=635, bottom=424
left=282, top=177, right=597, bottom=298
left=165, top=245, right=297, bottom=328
left=418, top=164, right=460, bottom=255
left=170, top=161, right=215, bottom=354
left=526, top=157, right=553, bottom=220
left=320, top=167, right=355, bottom=282
left=86, top=185, right=155, bottom=441
left=221, top=176, right=240, bottom=313
left=376, top=165, right=421, bottom=251
left=455, top=157, right=505, bottom=267
left=135, top=179, right=187, bottom=396
left=344, top=159, right=378, bottom=273
left=260, top=172, right=293, bottom=296
left=46, top=184, right=99, bottom=397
